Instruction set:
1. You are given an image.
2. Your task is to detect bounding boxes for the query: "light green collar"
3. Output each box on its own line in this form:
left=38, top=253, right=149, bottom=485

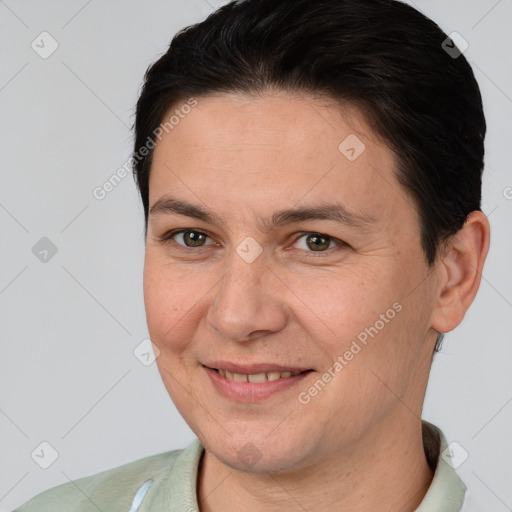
left=416, top=421, right=467, bottom=511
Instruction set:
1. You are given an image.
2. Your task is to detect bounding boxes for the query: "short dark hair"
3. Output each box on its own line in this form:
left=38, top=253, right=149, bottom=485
left=132, top=0, right=485, bottom=265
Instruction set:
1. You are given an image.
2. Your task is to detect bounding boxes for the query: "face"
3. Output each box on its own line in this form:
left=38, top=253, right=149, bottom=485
left=143, top=91, right=440, bottom=473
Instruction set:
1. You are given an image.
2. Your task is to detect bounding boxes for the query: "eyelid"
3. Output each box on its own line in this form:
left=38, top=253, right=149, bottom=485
left=159, top=228, right=348, bottom=255
left=159, top=228, right=216, bottom=248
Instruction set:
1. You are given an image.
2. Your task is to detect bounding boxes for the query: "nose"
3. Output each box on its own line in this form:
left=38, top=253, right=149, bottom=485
left=206, top=254, right=288, bottom=343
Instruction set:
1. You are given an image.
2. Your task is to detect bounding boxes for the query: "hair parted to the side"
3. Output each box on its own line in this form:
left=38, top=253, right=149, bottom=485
left=131, top=0, right=486, bottom=352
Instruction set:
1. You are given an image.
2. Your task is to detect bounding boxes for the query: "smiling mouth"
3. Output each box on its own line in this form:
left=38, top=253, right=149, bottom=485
left=205, top=366, right=313, bottom=383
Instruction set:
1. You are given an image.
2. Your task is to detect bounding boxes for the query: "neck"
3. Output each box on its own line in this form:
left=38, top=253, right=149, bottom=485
left=197, top=416, right=435, bottom=512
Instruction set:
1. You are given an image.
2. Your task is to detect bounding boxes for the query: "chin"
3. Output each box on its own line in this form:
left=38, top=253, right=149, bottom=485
left=200, top=428, right=314, bottom=475
left=218, top=448, right=302, bottom=475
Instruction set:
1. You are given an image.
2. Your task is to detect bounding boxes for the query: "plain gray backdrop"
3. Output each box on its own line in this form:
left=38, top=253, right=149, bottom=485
left=1, top=0, right=511, bottom=510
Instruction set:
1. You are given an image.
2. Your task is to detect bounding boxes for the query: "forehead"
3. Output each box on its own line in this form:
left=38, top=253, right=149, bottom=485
left=149, top=91, right=408, bottom=227
left=154, top=91, right=383, bottom=156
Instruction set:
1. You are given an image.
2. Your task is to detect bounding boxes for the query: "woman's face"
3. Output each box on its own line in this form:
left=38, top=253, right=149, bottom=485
left=143, top=91, right=440, bottom=473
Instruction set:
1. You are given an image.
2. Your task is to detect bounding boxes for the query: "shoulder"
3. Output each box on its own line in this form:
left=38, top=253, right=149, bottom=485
left=13, top=448, right=184, bottom=512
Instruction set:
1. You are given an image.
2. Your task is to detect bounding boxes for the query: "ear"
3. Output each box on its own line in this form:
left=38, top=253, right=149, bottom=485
left=431, top=211, right=491, bottom=334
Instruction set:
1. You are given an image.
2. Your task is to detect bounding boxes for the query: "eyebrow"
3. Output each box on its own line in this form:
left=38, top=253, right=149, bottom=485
left=149, top=195, right=376, bottom=231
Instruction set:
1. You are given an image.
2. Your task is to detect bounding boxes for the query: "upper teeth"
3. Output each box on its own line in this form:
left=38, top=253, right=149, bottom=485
left=217, top=369, right=302, bottom=382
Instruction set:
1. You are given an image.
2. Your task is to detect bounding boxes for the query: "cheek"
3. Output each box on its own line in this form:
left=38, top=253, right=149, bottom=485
left=296, top=266, right=395, bottom=347
left=143, top=253, right=206, bottom=352
left=299, top=260, right=425, bottom=383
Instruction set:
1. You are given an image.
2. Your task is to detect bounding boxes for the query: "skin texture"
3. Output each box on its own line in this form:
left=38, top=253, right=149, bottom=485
left=143, top=90, right=490, bottom=512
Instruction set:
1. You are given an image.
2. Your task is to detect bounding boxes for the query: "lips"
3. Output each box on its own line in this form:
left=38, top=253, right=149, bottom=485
left=203, top=363, right=314, bottom=402
left=202, top=362, right=313, bottom=384
left=203, top=361, right=312, bottom=375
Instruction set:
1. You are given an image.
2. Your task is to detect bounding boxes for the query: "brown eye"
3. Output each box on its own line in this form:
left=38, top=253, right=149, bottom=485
left=306, top=234, right=331, bottom=251
left=181, top=231, right=207, bottom=247
left=163, top=229, right=212, bottom=248
left=295, top=233, right=336, bottom=252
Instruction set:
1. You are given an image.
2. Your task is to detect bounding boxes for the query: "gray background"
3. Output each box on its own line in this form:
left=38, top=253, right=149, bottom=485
left=1, top=0, right=511, bottom=510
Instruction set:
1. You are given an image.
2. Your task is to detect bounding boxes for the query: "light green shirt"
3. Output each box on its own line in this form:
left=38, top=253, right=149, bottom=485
left=14, top=421, right=479, bottom=511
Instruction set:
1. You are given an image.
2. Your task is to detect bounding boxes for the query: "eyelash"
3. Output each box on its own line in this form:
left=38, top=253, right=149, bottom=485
left=158, top=229, right=348, bottom=258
